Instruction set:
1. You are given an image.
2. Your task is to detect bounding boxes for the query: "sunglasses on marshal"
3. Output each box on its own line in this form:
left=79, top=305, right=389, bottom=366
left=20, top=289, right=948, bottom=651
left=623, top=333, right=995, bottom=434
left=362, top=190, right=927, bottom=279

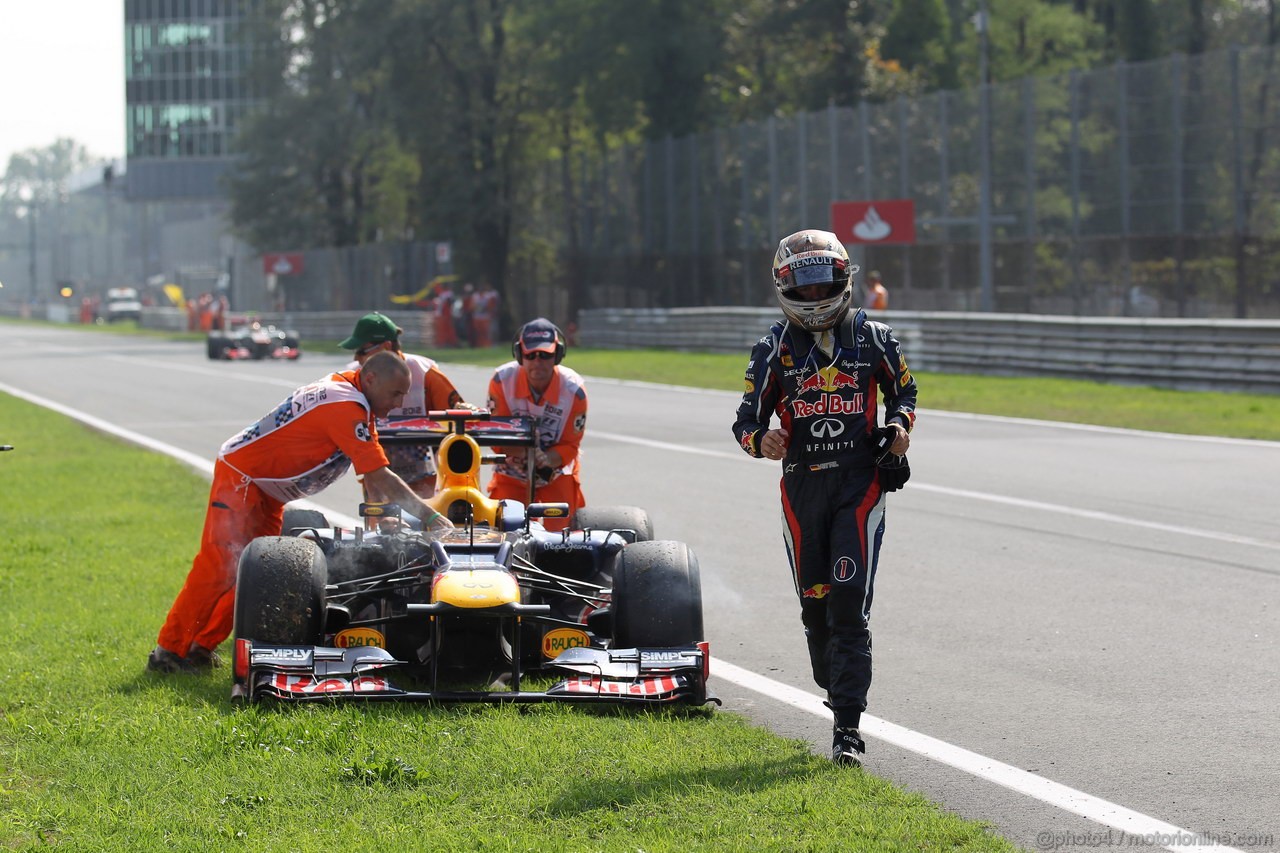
left=522, top=351, right=556, bottom=361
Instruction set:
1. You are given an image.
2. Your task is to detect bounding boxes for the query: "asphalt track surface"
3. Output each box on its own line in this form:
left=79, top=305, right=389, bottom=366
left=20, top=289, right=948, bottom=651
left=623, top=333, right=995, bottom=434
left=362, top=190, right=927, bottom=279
left=3, top=326, right=1277, bottom=852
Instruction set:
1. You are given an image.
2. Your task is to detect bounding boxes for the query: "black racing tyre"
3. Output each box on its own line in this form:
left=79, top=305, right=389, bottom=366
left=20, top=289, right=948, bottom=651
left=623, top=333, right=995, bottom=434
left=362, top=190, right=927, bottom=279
left=233, top=536, right=327, bottom=645
left=611, top=540, right=703, bottom=648
left=571, top=505, right=654, bottom=543
left=281, top=507, right=329, bottom=536
left=206, top=333, right=227, bottom=360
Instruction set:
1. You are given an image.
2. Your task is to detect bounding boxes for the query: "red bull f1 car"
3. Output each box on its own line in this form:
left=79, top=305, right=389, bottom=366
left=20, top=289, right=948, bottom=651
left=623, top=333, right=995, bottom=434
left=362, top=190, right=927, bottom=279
left=207, top=319, right=302, bottom=360
left=230, top=410, right=715, bottom=707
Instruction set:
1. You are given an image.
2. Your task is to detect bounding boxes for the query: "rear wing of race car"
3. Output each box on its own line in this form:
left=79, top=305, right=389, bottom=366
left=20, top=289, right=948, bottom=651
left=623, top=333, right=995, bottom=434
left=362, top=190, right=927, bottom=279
left=378, top=410, right=544, bottom=504
left=375, top=409, right=538, bottom=451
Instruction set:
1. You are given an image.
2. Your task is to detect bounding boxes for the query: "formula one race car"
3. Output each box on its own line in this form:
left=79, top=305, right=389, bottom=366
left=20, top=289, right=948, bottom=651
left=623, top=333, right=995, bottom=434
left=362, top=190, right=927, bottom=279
left=230, top=410, right=714, bottom=707
left=207, top=319, right=301, bottom=360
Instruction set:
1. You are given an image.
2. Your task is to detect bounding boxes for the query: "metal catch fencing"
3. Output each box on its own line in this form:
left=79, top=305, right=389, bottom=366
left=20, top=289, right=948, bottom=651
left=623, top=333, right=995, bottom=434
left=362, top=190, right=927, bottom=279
left=522, top=45, right=1280, bottom=319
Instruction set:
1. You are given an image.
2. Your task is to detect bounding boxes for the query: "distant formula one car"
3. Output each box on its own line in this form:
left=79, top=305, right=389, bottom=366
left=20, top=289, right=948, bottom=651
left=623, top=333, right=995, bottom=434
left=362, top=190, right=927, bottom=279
left=231, top=410, right=715, bottom=708
left=207, top=319, right=302, bottom=360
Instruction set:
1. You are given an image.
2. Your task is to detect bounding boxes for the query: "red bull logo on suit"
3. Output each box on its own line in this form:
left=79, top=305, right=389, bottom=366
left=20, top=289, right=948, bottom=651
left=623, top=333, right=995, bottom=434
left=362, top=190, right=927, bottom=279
left=790, top=393, right=864, bottom=418
left=792, top=366, right=864, bottom=418
left=795, top=365, right=860, bottom=394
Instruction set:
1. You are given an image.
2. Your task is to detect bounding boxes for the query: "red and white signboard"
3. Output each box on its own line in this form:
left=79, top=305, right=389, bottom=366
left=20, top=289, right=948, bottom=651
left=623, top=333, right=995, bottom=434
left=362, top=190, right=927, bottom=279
left=831, top=199, right=916, bottom=245
left=262, top=253, right=305, bottom=276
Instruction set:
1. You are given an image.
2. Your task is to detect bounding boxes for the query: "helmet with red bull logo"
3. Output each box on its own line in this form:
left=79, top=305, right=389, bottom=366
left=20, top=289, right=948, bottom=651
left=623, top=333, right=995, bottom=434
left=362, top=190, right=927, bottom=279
left=772, top=229, right=859, bottom=332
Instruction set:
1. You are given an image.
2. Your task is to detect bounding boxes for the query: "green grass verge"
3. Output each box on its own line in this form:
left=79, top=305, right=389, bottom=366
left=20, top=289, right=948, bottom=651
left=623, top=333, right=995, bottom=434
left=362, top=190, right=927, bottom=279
left=0, top=394, right=1020, bottom=851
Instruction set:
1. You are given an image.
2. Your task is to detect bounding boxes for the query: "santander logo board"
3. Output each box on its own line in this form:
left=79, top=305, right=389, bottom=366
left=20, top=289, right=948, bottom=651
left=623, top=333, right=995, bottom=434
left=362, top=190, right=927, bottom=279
left=830, top=200, right=916, bottom=245
left=261, top=252, right=305, bottom=276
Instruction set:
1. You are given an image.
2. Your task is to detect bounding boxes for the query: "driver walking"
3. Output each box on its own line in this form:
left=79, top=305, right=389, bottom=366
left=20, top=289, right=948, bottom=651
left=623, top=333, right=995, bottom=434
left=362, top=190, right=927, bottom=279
left=732, top=229, right=916, bottom=767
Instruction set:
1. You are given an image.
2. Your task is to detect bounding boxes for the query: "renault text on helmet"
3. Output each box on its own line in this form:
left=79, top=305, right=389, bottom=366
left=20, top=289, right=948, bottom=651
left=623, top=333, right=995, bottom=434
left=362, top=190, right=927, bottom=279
left=772, top=229, right=859, bottom=331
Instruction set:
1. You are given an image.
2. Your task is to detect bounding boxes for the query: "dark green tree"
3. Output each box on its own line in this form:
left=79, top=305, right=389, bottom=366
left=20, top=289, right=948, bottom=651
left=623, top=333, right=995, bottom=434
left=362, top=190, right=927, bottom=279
left=1067, top=0, right=1161, bottom=61
left=383, top=0, right=552, bottom=316
left=882, top=0, right=958, bottom=88
left=228, top=0, right=409, bottom=250
left=958, top=0, right=1104, bottom=81
left=712, top=0, right=884, bottom=120
left=527, top=0, right=725, bottom=140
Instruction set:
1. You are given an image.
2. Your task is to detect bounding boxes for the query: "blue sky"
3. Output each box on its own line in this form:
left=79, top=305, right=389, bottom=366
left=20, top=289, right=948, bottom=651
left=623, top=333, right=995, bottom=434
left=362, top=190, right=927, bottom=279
left=0, top=0, right=125, bottom=168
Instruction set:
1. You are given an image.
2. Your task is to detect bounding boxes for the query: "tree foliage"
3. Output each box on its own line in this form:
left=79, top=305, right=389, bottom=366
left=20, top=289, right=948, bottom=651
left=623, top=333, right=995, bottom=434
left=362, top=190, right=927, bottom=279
left=883, top=0, right=956, bottom=88
left=220, top=0, right=1280, bottom=315
left=227, top=0, right=406, bottom=249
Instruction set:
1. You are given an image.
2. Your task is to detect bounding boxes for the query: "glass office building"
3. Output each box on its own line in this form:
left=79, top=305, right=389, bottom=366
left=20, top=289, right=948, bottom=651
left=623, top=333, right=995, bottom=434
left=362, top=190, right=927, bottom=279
left=124, top=0, right=260, bottom=198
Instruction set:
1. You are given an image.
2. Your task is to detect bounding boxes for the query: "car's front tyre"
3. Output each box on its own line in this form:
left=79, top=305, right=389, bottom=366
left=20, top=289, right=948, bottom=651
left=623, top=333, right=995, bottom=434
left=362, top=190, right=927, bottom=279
left=610, top=540, right=704, bottom=648
left=233, top=536, right=328, bottom=646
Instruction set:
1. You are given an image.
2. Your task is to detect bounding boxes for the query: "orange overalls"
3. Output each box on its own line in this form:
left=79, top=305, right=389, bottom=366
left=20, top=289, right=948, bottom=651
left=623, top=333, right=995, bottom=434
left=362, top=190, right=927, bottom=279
left=485, top=361, right=587, bottom=531
left=155, top=370, right=389, bottom=658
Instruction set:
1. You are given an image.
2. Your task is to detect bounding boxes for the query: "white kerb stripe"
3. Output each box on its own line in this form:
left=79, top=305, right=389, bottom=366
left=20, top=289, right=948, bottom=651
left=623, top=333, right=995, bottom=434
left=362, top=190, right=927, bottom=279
left=712, top=658, right=1243, bottom=853
left=591, top=431, right=1280, bottom=552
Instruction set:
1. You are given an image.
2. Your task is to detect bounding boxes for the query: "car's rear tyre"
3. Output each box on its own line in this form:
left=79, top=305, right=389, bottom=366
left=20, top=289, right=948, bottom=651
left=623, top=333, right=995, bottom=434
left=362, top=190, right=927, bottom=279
left=233, top=536, right=327, bottom=645
left=281, top=507, right=329, bottom=536
left=611, top=540, right=703, bottom=647
left=571, top=505, right=654, bottom=543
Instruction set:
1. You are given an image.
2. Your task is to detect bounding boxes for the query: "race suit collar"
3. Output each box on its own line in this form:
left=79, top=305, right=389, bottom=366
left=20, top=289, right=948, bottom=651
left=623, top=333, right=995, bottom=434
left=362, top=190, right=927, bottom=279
left=836, top=308, right=866, bottom=350
left=790, top=309, right=865, bottom=370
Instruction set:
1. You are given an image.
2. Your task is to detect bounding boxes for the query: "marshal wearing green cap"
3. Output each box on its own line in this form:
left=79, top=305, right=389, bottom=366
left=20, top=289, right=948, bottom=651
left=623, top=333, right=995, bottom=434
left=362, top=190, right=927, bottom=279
left=340, top=312, right=469, bottom=498
left=340, top=312, right=403, bottom=351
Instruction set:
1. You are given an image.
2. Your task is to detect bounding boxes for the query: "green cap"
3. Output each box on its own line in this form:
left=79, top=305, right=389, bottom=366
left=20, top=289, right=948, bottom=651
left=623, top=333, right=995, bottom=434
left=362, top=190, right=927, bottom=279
left=340, top=312, right=402, bottom=349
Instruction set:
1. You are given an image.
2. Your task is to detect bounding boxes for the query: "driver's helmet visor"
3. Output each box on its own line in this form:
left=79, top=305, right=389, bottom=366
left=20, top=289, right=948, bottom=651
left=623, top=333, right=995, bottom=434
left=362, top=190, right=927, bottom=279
left=779, top=258, right=847, bottom=300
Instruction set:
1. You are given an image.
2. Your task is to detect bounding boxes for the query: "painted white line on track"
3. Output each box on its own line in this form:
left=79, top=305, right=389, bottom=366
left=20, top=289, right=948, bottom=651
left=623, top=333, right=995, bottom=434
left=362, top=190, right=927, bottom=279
left=587, top=377, right=1280, bottom=449
left=0, top=381, right=343, bottom=522
left=909, top=483, right=1280, bottom=551
left=591, top=432, right=1280, bottom=552
left=1, top=381, right=216, bottom=477
left=919, top=407, right=1280, bottom=448
left=1, top=379, right=1243, bottom=851
left=712, top=659, right=1242, bottom=852
left=592, top=430, right=742, bottom=460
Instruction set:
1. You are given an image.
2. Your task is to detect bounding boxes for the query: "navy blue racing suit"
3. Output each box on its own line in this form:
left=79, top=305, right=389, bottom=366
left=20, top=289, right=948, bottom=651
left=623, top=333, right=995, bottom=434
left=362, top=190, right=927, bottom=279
left=731, top=308, right=917, bottom=728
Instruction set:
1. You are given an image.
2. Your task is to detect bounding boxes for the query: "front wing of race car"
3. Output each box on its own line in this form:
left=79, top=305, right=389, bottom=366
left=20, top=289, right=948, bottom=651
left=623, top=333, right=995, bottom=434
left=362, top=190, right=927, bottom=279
left=264, top=343, right=302, bottom=360
left=232, top=640, right=719, bottom=707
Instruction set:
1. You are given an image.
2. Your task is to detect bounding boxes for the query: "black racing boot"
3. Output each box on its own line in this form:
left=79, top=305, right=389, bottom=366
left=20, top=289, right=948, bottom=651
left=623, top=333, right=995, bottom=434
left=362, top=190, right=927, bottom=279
left=186, top=644, right=223, bottom=670
left=146, top=646, right=199, bottom=675
left=832, top=726, right=865, bottom=768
